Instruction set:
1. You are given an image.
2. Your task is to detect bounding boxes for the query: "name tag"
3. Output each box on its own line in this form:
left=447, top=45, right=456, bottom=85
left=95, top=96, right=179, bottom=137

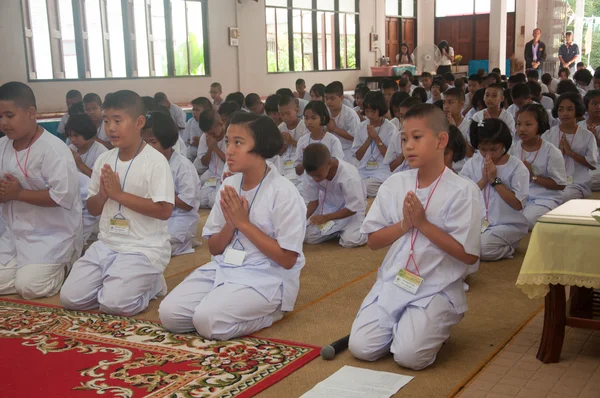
left=481, top=218, right=490, bottom=234
left=393, top=269, right=423, bottom=295
left=205, top=177, right=217, bottom=187
left=317, top=220, right=335, bottom=234
left=284, top=159, right=294, bottom=169
left=223, top=247, right=246, bottom=266
left=366, top=160, right=379, bottom=170
left=109, top=218, right=130, bottom=235
left=567, top=176, right=573, bottom=185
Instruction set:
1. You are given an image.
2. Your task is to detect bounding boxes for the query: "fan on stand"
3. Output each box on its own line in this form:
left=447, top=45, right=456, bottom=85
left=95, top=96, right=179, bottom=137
left=413, top=44, right=442, bottom=76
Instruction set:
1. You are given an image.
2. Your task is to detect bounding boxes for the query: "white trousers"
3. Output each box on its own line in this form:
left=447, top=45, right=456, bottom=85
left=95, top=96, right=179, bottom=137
left=158, top=268, right=282, bottom=340
left=170, top=236, right=194, bottom=256
left=0, top=257, right=66, bottom=299
left=304, top=215, right=367, bottom=248
left=60, top=241, right=165, bottom=316
left=522, top=203, right=551, bottom=231
left=349, top=295, right=462, bottom=370
left=480, top=230, right=515, bottom=261
left=365, top=178, right=382, bottom=198
left=563, top=185, right=586, bottom=202
left=591, top=171, right=600, bottom=192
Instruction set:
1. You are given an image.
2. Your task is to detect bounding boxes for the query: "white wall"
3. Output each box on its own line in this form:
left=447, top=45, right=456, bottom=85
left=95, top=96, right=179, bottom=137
left=0, top=0, right=380, bottom=113
left=514, top=0, right=538, bottom=71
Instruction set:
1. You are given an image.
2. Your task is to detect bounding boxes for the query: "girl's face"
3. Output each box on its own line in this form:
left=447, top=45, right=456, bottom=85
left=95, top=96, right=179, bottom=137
left=478, top=142, right=506, bottom=163
left=401, top=46, right=408, bottom=54
left=559, top=72, right=568, bottom=80
left=588, top=96, right=600, bottom=119
left=303, top=109, right=323, bottom=130
left=310, top=91, right=323, bottom=102
left=364, top=107, right=381, bottom=123
left=225, top=124, right=261, bottom=173
left=392, top=106, right=403, bottom=124
left=355, top=93, right=364, bottom=108
left=431, top=85, right=441, bottom=97
left=516, top=111, right=540, bottom=142
left=558, top=99, right=576, bottom=124
left=69, top=132, right=91, bottom=149
left=142, top=129, right=168, bottom=157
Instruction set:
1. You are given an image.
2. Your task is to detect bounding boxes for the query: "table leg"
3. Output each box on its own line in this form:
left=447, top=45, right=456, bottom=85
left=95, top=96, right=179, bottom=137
left=537, top=284, right=566, bottom=363
left=570, top=287, right=594, bottom=318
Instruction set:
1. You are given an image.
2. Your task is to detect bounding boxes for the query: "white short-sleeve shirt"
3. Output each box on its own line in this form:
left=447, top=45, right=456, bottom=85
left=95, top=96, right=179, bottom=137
left=279, top=119, right=308, bottom=180
left=383, top=131, right=410, bottom=173
left=170, top=103, right=187, bottom=130
left=329, top=104, right=360, bottom=152
left=183, top=117, right=203, bottom=146
left=295, top=131, right=345, bottom=167
left=352, top=119, right=397, bottom=182
left=196, top=134, right=226, bottom=179
left=69, top=140, right=108, bottom=170
left=168, top=151, right=200, bottom=240
left=471, top=109, right=516, bottom=136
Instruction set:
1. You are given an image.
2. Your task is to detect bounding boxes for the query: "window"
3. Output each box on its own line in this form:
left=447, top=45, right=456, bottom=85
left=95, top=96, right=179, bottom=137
left=20, top=0, right=209, bottom=80
left=436, top=0, right=515, bottom=17
left=265, top=0, right=359, bottom=73
left=385, top=0, right=416, bottom=18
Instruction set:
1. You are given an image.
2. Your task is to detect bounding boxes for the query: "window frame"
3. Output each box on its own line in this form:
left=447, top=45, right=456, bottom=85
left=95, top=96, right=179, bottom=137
left=265, top=0, right=360, bottom=74
left=19, top=0, right=211, bottom=82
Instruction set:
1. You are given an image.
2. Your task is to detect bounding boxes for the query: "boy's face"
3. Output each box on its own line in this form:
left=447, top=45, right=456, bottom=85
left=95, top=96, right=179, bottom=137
left=443, top=96, right=463, bottom=116
left=307, top=161, right=332, bottom=183
left=296, top=83, right=306, bottom=94
left=594, top=78, right=600, bottom=91
left=421, top=77, right=432, bottom=90
left=577, top=64, right=585, bottom=71
left=141, top=129, right=167, bottom=156
left=468, top=81, right=481, bottom=94
left=324, top=93, right=343, bottom=111
left=192, top=105, right=207, bottom=121
left=278, top=103, right=298, bottom=125
left=209, top=87, right=222, bottom=100
left=559, top=72, right=568, bottom=80
left=382, top=88, right=396, bottom=106
left=401, top=117, right=447, bottom=169
left=267, top=111, right=282, bottom=126
left=511, top=96, right=531, bottom=109
left=431, top=85, right=441, bottom=97
left=206, top=115, right=226, bottom=140
left=84, top=101, right=103, bottom=124
left=248, top=102, right=265, bottom=115
left=103, top=108, right=145, bottom=148
left=588, top=96, right=600, bottom=119
left=0, top=101, right=36, bottom=141
left=66, top=97, right=80, bottom=108
left=484, top=88, right=503, bottom=109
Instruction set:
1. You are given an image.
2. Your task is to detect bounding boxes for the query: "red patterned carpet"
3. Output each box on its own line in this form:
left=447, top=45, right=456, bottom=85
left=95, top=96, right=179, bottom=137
left=0, top=299, right=320, bottom=397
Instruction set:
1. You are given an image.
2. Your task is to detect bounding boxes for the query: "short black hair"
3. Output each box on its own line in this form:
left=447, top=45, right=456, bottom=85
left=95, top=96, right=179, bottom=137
left=154, top=92, right=168, bottom=103
left=389, top=91, right=410, bottom=117
left=398, top=77, right=410, bottom=89
left=421, top=72, right=433, bottom=80
left=191, top=96, right=212, bottom=109
left=265, top=94, right=282, bottom=113
left=558, top=67, right=570, bottom=78
left=296, top=78, right=306, bottom=86
left=577, top=61, right=585, bottom=68
left=454, top=78, right=465, bottom=90
left=491, top=67, right=502, bottom=74
left=143, top=111, right=179, bottom=149
left=309, top=83, right=325, bottom=99
left=471, top=88, right=487, bottom=110
left=157, top=105, right=171, bottom=116
left=66, top=89, right=82, bottom=100
left=447, top=125, right=467, bottom=163
left=444, top=72, right=455, bottom=82
left=0, top=82, right=36, bottom=109
left=225, top=92, right=245, bottom=108
left=584, top=90, right=600, bottom=109
left=541, top=73, right=553, bottom=85
left=486, top=83, right=504, bottom=93
left=411, top=87, right=428, bottom=103
left=276, top=88, right=294, bottom=98
left=573, top=69, right=593, bottom=86
left=142, top=96, right=160, bottom=112
left=487, top=72, right=502, bottom=84
left=444, top=87, right=465, bottom=103
left=303, top=143, right=331, bottom=173
left=278, top=95, right=297, bottom=108
left=526, top=69, right=540, bottom=80
left=244, top=93, right=262, bottom=108
left=553, top=92, right=586, bottom=119
left=469, top=118, right=512, bottom=153
left=403, top=103, right=450, bottom=136
left=468, top=74, right=483, bottom=84
left=433, top=99, right=444, bottom=109
left=431, top=78, right=445, bottom=90
left=210, top=82, right=222, bottom=90
left=354, top=84, right=370, bottom=99
left=477, top=68, right=486, bottom=76
left=504, top=88, right=513, bottom=107
left=363, top=91, right=388, bottom=116
left=83, top=93, right=102, bottom=106
left=508, top=73, right=527, bottom=84
left=103, top=90, right=145, bottom=118
left=217, top=101, right=242, bottom=124
left=324, top=81, right=344, bottom=97
left=525, top=81, right=542, bottom=98
left=229, top=111, right=284, bottom=159
left=198, top=109, right=220, bottom=132
left=594, top=69, right=600, bottom=79
left=511, top=83, right=531, bottom=100
left=399, top=97, right=422, bottom=110
left=518, top=103, right=550, bottom=135
left=68, top=101, right=85, bottom=116
left=304, top=100, right=330, bottom=125
left=381, top=79, right=398, bottom=92
left=556, top=79, right=580, bottom=96
left=65, top=113, right=97, bottom=140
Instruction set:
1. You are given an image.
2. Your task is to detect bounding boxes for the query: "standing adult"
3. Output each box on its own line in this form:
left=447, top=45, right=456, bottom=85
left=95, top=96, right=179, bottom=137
left=437, top=40, right=454, bottom=76
left=524, top=28, right=546, bottom=77
left=558, top=31, right=580, bottom=76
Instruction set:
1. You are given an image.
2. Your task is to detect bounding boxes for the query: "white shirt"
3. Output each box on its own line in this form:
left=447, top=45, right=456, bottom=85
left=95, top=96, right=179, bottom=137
left=383, top=131, right=410, bottom=173
left=69, top=141, right=108, bottom=170
left=295, top=131, right=345, bottom=168
left=540, top=96, right=554, bottom=111
left=168, top=151, right=200, bottom=241
left=352, top=119, right=397, bottom=182
left=540, top=82, right=550, bottom=94
left=183, top=117, right=202, bottom=146
left=452, top=117, right=473, bottom=173
left=57, top=113, right=69, bottom=136
left=96, top=120, right=109, bottom=142
left=465, top=107, right=478, bottom=121
left=360, top=168, right=481, bottom=328
left=507, top=103, right=557, bottom=129
left=89, top=144, right=175, bottom=271
left=202, top=169, right=307, bottom=311
left=172, top=136, right=187, bottom=155
left=297, top=98, right=309, bottom=118
left=169, top=103, right=187, bottom=131
left=300, top=91, right=311, bottom=101
left=549, top=78, right=560, bottom=93
left=461, top=92, right=471, bottom=114
left=542, top=125, right=598, bottom=196
left=279, top=119, right=308, bottom=180
left=508, top=140, right=567, bottom=209
left=460, top=153, right=529, bottom=245
left=390, top=117, right=401, bottom=131
left=196, top=134, right=226, bottom=179
left=0, top=131, right=83, bottom=265
left=304, top=159, right=366, bottom=216
left=329, top=104, right=361, bottom=153
left=439, top=47, right=455, bottom=66
left=471, top=109, right=516, bottom=136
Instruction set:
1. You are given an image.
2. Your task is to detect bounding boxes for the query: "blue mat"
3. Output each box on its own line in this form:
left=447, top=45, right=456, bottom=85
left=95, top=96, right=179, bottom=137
left=468, top=60, right=511, bottom=77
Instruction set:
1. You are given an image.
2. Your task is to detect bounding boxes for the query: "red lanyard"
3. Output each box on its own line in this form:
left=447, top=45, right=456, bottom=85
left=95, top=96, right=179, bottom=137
left=405, top=169, right=445, bottom=276
left=520, top=139, right=542, bottom=165
left=14, top=133, right=37, bottom=178
left=320, top=181, right=329, bottom=215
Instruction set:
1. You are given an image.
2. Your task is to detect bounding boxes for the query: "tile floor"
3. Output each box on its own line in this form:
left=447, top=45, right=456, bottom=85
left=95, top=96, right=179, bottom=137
left=456, top=312, right=600, bottom=398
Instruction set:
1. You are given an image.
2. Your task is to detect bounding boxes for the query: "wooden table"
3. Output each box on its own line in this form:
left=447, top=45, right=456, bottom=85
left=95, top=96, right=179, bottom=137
left=516, top=200, right=600, bottom=363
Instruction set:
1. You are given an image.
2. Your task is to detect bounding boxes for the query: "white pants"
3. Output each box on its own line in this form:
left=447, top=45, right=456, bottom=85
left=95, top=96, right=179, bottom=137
left=0, top=211, right=5, bottom=237
left=563, top=185, right=586, bottom=202
left=193, top=157, right=209, bottom=177
left=304, top=215, right=367, bottom=248
left=591, top=171, right=600, bottom=192
left=158, top=268, right=281, bottom=340
left=0, top=257, right=66, bottom=299
left=170, top=236, right=194, bottom=256
left=480, top=230, right=515, bottom=261
left=349, top=295, right=462, bottom=370
left=60, top=241, right=165, bottom=316
left=522, top=203, right=551, bottom=231
left=365, top=178, right=382, bottom=198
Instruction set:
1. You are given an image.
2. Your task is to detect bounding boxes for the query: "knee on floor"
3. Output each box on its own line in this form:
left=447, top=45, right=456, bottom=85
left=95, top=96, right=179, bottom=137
left=348, top=334, right=380, bottom=362
left=391, top=340, right=436, bottom=371
left=98, top=295, right=144, bottom=317
left=192, top=308, right=238, bottom=341
left=15, top=273, right=59, bottom=300
left=157, top=300, right=193, bottom=334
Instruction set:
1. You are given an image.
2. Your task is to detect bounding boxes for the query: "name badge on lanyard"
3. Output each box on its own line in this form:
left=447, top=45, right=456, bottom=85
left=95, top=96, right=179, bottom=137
left=318, top=220, right=335, bottom=234
left=284, top=159, right=294, bottom=169
left=394, top=269, right=424, bottom=294
left=205, top=177, right=217, bottom=187
left=223, top=246, right=246, bottom=266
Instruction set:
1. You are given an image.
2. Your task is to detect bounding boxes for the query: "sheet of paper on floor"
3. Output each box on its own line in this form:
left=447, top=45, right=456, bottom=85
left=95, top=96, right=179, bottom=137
left=300, top=365, right=413, bottom=398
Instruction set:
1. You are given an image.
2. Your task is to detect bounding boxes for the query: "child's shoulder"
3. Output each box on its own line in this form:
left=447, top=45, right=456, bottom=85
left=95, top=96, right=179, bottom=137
left=379, top=168, right=418, bottom=193
left=39, top=130, right=75, bottom=156
left=337, top=159, right=362, bottom=180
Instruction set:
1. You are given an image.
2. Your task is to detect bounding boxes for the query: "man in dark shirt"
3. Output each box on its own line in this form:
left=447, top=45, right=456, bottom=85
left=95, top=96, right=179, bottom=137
left=558, top=31, right=580, bottom=75
left=524, top=28, right=546, bottom=78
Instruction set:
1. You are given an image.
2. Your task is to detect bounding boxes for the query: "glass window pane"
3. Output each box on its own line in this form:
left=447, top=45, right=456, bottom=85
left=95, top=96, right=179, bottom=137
left=266, top=0, right=288, bottom=6
left=106, top=0, right=126, bottom=77
left=266, top=8, right=277, bottom=72
left=171, top=0, right=188, bottom=75
left=339, top=14, right=346, bottom=69
left=29, top=0, right=53, bottom=79
left=276, top=8, right=290, bottom=72
left=317, top=11, right=334, bottom=70
left=57, top=0, right=77, bottom=78
left=85, top=0, right=106, bottom=78
left=402, top=0, right=414, bottom=17
left=475, top=0, right=490, bottom=14
left=345, top=14, right=356, bottom=69
left=149, top=0, right=167, bottom=76
left=293, top=0, right=312, bottom=9
left=386, top=0, right=398, bottom=16
left=133, top=0, right=150, bottom=76
left=293, top=10, right=303, bottom=71
left=317, top=0, right=334, bottom=11
left=435, top=0, right=473, bottom=17
left=186, top=1, right=206, bottom=75
left=339, top=0, right=355, bottom=13
left=507, top=0, right=515, bottom=13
